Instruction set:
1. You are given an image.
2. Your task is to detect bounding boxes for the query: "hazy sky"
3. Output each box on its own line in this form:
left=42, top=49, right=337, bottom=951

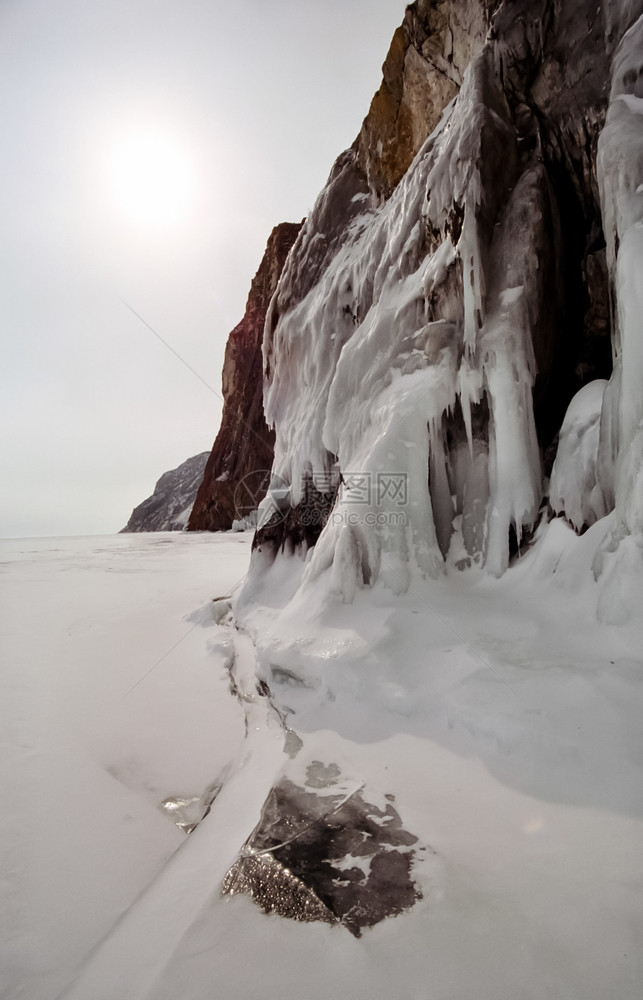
left=0, top=0, right=407, bottom=537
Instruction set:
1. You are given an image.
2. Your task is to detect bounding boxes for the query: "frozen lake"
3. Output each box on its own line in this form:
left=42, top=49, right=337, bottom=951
left=1, top=532, right=253, bottom=999
left=2, top=528, right=643, bottom=1000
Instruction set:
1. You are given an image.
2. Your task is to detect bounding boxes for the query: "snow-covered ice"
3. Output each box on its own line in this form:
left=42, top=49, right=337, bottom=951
left=1, top=532, right=253, bottom=1000
left=3, top=526, right=642, bottom=999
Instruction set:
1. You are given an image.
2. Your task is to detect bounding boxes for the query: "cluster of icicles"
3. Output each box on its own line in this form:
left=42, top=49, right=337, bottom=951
left=255, top=15, right=643, bottom=605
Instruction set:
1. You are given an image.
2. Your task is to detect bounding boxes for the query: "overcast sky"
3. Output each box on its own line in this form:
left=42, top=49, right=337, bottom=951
left=0, top=0, right=407, bottom=537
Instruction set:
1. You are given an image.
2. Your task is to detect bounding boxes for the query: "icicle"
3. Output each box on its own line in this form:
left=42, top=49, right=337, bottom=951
left=550, top=380, right=610, bottom=533
left=457, top=360, right=484, bottom=453
left=460, top=202, right=486, bottom=357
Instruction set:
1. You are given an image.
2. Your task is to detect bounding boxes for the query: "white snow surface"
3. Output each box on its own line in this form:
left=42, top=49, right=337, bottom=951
left=4, top=528, right=642, bottom=999
left=1, top=532, right=252, bottom=1000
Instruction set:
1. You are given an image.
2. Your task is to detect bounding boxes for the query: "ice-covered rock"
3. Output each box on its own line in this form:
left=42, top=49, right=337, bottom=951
left=188, top=222, right=302, bottom=532
left=248, top=0, right=643, bottom=601
left=120, top=452, right=209, bottom=533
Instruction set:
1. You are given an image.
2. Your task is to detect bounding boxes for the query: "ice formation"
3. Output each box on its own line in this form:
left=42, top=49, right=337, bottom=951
left=549, top=380, right=609, bottom=533
left=594, top=15, right=643, bottom=567
left=263, top=82, right=540, bottom=586
left=242, top=1, right=643, bottom=614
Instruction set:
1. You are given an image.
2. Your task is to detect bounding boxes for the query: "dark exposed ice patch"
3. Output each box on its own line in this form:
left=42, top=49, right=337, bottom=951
left=222, top=852, right=337, bottom=926
left=283, top=728, right=304, bottom=758
left=222, top=770, right=424, bottom=936
left=305, top=761, right=341, bottom=788
left=270, top=665, right=314, bottom=688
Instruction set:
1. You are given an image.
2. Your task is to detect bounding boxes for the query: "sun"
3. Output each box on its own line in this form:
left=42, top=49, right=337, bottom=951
left=106, top=128, right=196, bottom=228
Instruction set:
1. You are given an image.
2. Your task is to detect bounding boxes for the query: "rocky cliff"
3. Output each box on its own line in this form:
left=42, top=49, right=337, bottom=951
left=249, top=0, right=643, bottom=620
left=121, top=452, right=209, bottom=533
left=188, top=222, right=302, bottom=532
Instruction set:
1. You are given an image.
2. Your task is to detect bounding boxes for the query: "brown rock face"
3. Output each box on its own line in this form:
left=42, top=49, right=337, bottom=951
left=355, top=0, right=496, bottom=199
left=188, top=222, right=302, bottom=532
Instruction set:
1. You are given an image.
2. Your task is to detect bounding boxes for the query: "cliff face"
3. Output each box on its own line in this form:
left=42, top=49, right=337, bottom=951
left=354, top=0, right=494, bottom=198
left=121, top=452, right=209, bottom=533
left=188, top=222, right=302, bottom=532
left=251, top=0, right=643, bottom=617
